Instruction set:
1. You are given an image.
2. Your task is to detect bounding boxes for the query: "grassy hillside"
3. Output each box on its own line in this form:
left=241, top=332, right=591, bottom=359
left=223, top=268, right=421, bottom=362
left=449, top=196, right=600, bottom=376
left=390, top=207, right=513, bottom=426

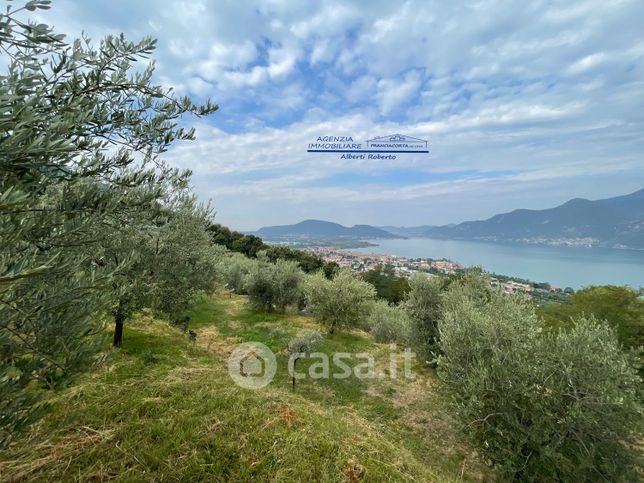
left=0, top=293, right=489, bottom=482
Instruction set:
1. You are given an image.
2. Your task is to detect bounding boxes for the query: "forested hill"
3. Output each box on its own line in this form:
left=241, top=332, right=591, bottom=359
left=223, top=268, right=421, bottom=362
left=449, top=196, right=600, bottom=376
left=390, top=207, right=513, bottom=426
left=422, top=188, right=644, bottom=249
left=253, top=219, right=402, bottom=239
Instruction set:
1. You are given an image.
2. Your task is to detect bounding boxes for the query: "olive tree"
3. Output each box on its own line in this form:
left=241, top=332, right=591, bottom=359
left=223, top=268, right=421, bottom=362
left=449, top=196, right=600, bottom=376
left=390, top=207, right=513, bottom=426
left=304, top=269, right=376, bottom=334
left=244, top=254, right=303, bottom=312
left=404, top=274, right=443, bottom=361
left=437, top=288, right=642, bottom=481
left=0, top=0, right=216, bottom=445
left=101, top=190, right=221, bottom=346
left=406, top=269, right=491, bottom=363
left=272, top=259, right=305, bottom=312
left=368, top=300, right=411, bottom=345
left=147, top=195, right=220, bottom=323
left=219, top=252, right=256, bottom=294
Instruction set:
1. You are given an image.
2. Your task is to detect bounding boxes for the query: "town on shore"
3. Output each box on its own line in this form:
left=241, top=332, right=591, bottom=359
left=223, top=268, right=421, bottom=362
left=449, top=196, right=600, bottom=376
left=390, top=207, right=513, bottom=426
left=305, top=246, right=572, bottom=302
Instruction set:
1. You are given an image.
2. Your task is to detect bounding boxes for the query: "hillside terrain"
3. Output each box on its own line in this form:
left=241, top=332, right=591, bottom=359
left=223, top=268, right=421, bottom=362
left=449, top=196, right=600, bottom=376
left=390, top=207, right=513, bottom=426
left=0, top=293, right=488, bottom=482
left=253, top=220, right=403, bottom=241
left=262, top=189, right=644, bottom=249
left=421, top=188, right=644, bottom=249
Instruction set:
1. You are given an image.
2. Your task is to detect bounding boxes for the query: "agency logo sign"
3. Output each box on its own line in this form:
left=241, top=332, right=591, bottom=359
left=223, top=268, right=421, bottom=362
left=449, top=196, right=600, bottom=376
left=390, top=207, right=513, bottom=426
left=227, top=341, right=417, bottom=390
left=307, top=133, right=429, bottom=159
left=366, top=134, right=428, bottom=149
left=227, top=342, right=277, bottom=389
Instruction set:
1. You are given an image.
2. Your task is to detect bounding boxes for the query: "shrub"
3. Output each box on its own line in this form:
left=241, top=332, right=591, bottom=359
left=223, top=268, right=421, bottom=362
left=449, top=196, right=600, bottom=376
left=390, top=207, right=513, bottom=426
left=220, top=252, right=256, bottom=294
left=304, top=269, right=376, bottom=334
left=538, top=285, right=644, bottom=349
left=361, top=264, right=410, bottom=303
left=437, top=289, right=642, bottom=481
left=243, top=254, right=303, bottom=312
left=271, top=259, right=305, bottom=312
left=404, top=274, right=443, bottom=361
left=367, top=300, right=411, bottom=345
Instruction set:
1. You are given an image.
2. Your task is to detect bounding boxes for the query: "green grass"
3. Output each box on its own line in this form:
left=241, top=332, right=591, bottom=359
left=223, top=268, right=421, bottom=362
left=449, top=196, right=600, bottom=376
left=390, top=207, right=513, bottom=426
left=0, top=293, right=489, bottom=482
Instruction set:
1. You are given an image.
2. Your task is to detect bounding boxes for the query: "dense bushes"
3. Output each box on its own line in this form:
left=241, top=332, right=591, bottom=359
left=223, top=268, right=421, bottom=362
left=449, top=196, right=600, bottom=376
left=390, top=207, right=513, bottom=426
left=437, top=281, right=642, bottom=481
left=404, top=274, right=443, bottom=360
left=244, top=254, right=303, bottom=312
left=539, top=284, right=644, bottom=349
left=361, top=264, right=410, bottom=304
left=207, top=223, right=330, bottom=273
left=304, top=269, right=376, bottom=334
left=367, top=300, right=410, bottom=345
left=207, top=223, right=265, bottom=257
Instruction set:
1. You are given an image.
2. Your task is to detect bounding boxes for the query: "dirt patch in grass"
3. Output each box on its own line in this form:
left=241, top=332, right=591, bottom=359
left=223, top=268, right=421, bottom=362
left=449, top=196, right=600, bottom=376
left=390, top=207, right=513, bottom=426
left=284, top=314, right=322, bottom=330
left=221, top=293, right=247, bottom=314
left=392, top=377, right=432, bottom=409
left=195, top=326, right=240, bottom=360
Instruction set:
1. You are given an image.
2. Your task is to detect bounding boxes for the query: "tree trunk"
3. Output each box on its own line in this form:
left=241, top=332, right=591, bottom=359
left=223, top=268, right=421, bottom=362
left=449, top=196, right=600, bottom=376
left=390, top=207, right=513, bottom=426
left=328, top=322, right=335, bottom=335
left=292, top=358, right=297, bottom=390
left=113, top=313, right=125, bottom=347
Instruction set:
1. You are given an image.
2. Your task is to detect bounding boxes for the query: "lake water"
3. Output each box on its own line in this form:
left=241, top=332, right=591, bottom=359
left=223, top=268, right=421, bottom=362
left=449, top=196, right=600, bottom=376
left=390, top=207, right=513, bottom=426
left=350, top=238, right=644, bottom=289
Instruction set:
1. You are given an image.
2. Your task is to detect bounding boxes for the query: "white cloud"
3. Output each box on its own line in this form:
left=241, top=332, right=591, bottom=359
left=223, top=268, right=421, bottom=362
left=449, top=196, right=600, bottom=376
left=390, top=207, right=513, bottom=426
left=567, top=52, right=607, bottom=75
left=19, top=0, right=644, bottom=229
left=376, top=70, right=423, bottom=115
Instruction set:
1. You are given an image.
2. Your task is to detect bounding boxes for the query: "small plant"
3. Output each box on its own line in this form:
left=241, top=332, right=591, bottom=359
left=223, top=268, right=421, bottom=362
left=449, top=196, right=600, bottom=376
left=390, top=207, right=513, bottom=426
left=287, top=330, right=323, bottom=389
left=140, top=349, right=159, bottom=365
left=188, top=330, right=197, bottom=344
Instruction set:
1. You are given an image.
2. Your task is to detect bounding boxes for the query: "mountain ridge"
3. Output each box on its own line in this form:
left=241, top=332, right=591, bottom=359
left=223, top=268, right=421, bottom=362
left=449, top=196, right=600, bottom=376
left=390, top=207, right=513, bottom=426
left=415, top=188, right=644, bottom=249
left=253, top=219, right=403, bottom=239
left=255, top=189, right=644, bottom=249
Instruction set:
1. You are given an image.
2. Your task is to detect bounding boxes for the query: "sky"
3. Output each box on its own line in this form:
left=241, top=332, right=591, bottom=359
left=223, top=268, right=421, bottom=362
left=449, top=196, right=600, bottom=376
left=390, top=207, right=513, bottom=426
left=33, top=0, right=644, bottom=230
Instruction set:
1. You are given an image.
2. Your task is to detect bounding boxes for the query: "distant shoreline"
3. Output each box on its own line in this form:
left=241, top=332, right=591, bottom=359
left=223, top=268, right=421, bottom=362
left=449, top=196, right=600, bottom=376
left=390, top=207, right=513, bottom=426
left=342, top=237, right=644, bottom=290
left=365, top=237, right=644, bottom=252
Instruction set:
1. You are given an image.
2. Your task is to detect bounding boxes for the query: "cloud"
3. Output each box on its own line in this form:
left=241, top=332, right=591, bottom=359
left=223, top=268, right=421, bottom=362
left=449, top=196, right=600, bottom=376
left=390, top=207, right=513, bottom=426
left=18, top=0, right=644, bottom=229
left=376, top=70, right=423, bottom=115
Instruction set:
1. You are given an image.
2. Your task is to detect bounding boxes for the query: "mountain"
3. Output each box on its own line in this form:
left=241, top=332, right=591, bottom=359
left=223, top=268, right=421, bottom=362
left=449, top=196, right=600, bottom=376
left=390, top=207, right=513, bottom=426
left=254, top=219, right=401, bottom=240
left=378, top=225, right=436, bottom=237
left=422, top=188, right=644, bottom=249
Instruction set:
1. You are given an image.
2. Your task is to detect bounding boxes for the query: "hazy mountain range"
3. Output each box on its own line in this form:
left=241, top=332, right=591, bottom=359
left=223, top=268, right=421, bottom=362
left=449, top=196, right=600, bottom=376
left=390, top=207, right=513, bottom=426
left=253, top=219, right=402, bottom=240
left=254, top=188, right=644, bottom=249
left=415, top=188, right=644, bottom=248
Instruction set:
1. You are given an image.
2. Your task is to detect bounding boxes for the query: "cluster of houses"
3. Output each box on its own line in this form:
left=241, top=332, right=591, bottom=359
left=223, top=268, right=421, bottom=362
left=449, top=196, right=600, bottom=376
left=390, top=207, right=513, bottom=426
left=490, top=277, right=532, bottom=295
left=307, top=246, right=537, bottom=297
left=306, top=247, right=464, bottom=276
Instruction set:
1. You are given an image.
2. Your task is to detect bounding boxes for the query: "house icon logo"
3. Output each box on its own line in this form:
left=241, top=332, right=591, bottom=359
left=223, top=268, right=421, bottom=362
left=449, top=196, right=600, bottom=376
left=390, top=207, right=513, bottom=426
left=240, top=349, right=265, bottom=377
left=228, top=342, right=276, bottom=389
left=365, top=134, right=428, bottom=149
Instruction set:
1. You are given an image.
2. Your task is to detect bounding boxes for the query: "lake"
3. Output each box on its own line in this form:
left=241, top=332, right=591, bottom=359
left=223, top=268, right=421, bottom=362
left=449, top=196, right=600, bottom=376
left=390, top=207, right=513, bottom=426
left=350, top=238, right=644, bottom=289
